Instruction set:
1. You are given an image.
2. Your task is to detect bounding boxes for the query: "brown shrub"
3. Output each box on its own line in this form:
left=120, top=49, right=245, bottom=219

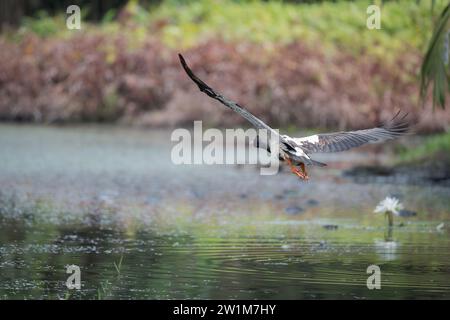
left=0, top=35, right=448, bottom=132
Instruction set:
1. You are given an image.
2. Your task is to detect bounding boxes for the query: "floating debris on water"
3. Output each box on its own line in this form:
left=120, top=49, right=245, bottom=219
left=284, top=206, right=304, bottom=215
left=306, top=199, right=319, bottom=207
left=398, top=209, right=417, bottom=217
left=322, top=224, right=338, bottom=230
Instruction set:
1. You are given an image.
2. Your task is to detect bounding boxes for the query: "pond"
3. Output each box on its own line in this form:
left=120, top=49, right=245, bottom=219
left=0, top=124, right=449, bottom=299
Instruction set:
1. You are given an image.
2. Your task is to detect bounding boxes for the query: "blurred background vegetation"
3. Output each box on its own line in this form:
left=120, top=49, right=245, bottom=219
left=0, top=0, right=448, bottom=133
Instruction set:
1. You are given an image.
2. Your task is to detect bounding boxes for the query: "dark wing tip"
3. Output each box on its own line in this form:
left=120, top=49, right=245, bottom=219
left=383, top=110, right=411, bottom=136
left=178, top=53, right=188, bottom=72
left=178, top=53, right=215, bottom=97
left=178, top=53, right=196, bottom=84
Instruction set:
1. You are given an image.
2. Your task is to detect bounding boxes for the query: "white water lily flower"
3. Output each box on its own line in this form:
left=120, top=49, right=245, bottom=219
left=374, top=197, right=404, bottom=216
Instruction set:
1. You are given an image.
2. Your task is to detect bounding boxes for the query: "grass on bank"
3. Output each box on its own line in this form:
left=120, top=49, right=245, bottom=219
left=397, top=131, right=450, bottom=164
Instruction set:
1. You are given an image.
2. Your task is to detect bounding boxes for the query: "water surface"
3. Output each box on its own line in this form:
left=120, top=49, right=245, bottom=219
left=0, top=124, right=449, bottom=299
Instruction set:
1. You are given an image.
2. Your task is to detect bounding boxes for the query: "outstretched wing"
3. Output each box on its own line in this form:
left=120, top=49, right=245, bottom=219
left=179, top=54, right=276, bottom=133
left=293, top=112, right=410, bottom=153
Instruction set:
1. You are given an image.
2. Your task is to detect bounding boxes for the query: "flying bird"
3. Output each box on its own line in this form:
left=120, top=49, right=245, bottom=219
left=178, top=54, right=409, bottom=180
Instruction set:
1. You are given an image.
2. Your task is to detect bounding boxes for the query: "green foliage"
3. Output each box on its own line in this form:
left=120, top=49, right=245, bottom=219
left=101, top=8, right=118, bottom=24
left=113, top=254, right=124, bottom=275
left=420, top=3, right=450, bottom=109
left=21, top=11, right=64, bottom=38
left=18, top=1, right=444, bottom=58
left=148, top=0, right=442, bottom=57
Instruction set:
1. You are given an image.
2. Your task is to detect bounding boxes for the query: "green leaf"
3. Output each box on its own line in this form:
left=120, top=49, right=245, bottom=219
left=420, top=3, right=450, bottom=109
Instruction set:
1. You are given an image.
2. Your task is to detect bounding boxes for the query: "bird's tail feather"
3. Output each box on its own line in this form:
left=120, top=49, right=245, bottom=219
left=310, top=159, right=327, bottom=167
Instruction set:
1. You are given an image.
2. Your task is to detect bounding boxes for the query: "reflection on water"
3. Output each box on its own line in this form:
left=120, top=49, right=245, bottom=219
left=374, top=239, right=399, bottom=262
left=1, top=219, right=450, bottom=299
left=0, top=124, right=450, bottom=299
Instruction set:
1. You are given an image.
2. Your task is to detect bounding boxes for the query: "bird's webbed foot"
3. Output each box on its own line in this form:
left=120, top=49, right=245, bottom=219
left=286, top=158, right=308, bottom=181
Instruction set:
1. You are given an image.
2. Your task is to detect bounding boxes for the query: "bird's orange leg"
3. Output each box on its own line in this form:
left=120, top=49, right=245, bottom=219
left=285, top=158, right=307, bottom=180
left=299, top=163, right=309, bottom=180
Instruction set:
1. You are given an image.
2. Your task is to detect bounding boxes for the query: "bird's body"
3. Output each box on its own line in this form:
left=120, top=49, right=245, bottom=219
left=178, top=54, right=409, bottom=180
